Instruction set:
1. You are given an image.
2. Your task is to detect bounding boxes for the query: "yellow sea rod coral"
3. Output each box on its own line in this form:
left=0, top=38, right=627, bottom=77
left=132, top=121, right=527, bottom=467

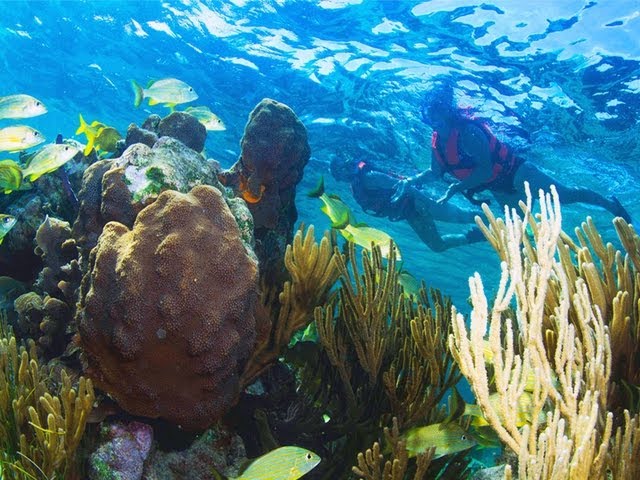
left=0, top=319, right=94, bottom=480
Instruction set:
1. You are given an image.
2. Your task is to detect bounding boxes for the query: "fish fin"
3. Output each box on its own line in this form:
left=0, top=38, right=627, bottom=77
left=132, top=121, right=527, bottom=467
left=148, top=98, right=160, bottom=106
left=166, top=103, right=176, bottom=111
left=327, top=193, right=343, bottom=200
left=75, top=114, right=87, bottom=135
left=331, top=212, right=350, bottom=230
left=444, top=387, right=465, bottom=424
left=131, top=80, right=144, bottom=108
left=307, top=176, right=324, bottom=197
left=83, top=137, right=95, bottom=156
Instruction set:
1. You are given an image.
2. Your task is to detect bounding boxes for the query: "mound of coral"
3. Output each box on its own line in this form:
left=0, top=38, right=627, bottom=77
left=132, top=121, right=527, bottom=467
left=77, top=185, right=259, bottom=430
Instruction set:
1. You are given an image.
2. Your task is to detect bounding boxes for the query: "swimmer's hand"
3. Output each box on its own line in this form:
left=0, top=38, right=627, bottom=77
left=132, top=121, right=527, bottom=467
left=390, top=179, right=410, bottom=205
left=437, top=182, right=459, bottom=205
left=463, top=190, right=491, bottom=206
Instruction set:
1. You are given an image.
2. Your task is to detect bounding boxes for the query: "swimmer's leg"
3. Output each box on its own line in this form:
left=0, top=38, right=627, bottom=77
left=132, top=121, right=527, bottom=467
left=512, top=162, right=631, bottom=222
left=406, top=214, right=484, bottom=252
left=411, top=188, right=480, bottom=224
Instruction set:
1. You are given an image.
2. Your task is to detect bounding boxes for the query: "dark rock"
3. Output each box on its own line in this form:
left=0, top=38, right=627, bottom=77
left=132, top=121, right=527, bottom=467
left=142, top=114, right=162, bottom=132
left=143, top=424, right=246, bottom=480
left=125, top=123, right=158, bottom=149
left=157, top=111, right=207, bottom=152
left=219, top=98, right=310, bottom=288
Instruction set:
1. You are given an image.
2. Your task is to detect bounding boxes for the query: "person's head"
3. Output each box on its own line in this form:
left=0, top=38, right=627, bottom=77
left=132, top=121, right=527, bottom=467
left=420, top=83, right=458, bottom=130
left=330, top=155, right=360, bottom=182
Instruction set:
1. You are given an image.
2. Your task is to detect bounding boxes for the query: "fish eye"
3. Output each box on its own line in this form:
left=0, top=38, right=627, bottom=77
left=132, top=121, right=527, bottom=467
left=189, top=87, right=193, bottom=91
left=34, top=131, right=40, bottom=136
left=3, top=217, right=12, bottom=224
left=461, top=435, right=467, bottom=440
left=36, top=101, right=41, bottom=106
left=306, top=453, right=312, bottom=460
left=64, top=146, right=69, bottom=151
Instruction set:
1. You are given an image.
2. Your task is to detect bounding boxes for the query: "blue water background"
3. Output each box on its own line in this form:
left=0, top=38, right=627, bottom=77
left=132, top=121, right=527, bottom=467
left=1, top=0, right=639, bottom=312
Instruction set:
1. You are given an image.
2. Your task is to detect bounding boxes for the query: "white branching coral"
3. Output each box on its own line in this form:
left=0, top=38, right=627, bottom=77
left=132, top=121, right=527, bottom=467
left=448, top=183, right=624, bottom=479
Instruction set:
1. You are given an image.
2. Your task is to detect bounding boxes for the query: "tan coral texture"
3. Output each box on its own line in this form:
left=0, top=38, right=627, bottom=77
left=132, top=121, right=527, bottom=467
left=77, top=185, right=259, bottom=430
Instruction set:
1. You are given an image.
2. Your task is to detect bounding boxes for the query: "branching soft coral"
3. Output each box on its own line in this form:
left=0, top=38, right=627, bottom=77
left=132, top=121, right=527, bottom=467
left=450, top=183, right=640, bottom=480
left=241, top=225, right=341, bottom=387
left=0, top=316, right=94, bottom=480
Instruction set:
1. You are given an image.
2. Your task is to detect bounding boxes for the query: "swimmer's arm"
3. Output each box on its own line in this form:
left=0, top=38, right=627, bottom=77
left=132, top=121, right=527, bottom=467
left=407, top=167, right=438, bottom=186
left=438, top=123, right=493, bottom=204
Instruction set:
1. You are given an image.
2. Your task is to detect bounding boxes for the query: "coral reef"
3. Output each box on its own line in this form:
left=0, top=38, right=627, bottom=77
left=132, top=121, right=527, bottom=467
left=14, top=292, right=70, bottom=358
left=76, top=185, right=259, bottom=430
left=88, top=420, right=153, bottom=480
left=256, top=238, right=462, bottom=478
left=125, top=122, right=158, bottom=149
left=124, top=112, right=205, bottom=153
left=34, top=215, right=82, bottom=301
left=72, top=134, right=252, bottom=265
left=157, top=111, right=206, bottom=152
left=0, top=319, right=94, bottom=480
left=241, top=225, right=340, bottom=387
left=352, top=418, right=434, bottom=480
left=142, top=424, right=247, bottom=480
left=450, top=184, right=640, bottom=479
left=219, top=98, right=311, bottom=288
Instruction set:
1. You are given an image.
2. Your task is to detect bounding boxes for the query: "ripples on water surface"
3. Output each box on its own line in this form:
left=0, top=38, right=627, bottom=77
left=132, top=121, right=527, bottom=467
left=1, top=0, right=639, bottom=306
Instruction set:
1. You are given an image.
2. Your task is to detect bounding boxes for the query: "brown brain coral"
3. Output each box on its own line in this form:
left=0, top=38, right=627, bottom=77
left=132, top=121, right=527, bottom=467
left=76, top=185, right=259, bottom=430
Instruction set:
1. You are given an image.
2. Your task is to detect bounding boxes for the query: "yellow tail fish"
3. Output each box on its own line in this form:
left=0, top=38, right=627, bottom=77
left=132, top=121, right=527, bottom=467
left=22, top=143, right=81, bottom=182
left=230, top=446, right=320, bottom=480
left=403, top=422, right=477, bottom=459
left=0, top=125, right=45, bottom=152
left=0, top=214, right=17, bottom=245
left=0, top=159, right=23, bottom=193
left=131, top=77, right=198, bottom=109
left=0, top=94, right=47, bottom=120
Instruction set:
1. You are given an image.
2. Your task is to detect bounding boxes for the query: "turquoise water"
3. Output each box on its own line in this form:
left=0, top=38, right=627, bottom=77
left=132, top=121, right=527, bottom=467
left=0, top=2, right=639, bottom=477
left=2, top=0, right=638, bottom=308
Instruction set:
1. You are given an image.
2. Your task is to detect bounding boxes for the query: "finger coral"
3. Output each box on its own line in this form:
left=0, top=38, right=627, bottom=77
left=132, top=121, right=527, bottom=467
left=0, top=316, right=94, bottom=480
left=77, top=185, right=259, bottom=431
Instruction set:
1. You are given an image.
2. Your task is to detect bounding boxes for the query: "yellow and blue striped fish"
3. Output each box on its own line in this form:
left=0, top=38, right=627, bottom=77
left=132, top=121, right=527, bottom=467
left=0, top=94, right=47, bottom=120
left=0, top=125, right=44, bottom=152
left=232, top=446, right=320, bottom=480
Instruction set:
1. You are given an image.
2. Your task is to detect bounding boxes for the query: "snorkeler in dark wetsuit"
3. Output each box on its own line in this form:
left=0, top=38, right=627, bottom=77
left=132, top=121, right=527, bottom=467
left=391, top=84, right=632, bottom=223
left=330, top=158, right=484, bottom=252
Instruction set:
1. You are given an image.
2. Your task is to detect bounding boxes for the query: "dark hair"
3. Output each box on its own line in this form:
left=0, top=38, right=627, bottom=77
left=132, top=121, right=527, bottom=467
left=330, top=155, right=357, bottom=182
left=420, top=83, right=457, bottom=125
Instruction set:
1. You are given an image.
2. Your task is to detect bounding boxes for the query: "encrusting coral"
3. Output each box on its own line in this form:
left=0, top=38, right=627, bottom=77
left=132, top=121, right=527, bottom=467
left=77, top=185, right=259, bottom=431
left=449, top=183, right=640, bottom=480
left=0, top=316, right=94, bottom=480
